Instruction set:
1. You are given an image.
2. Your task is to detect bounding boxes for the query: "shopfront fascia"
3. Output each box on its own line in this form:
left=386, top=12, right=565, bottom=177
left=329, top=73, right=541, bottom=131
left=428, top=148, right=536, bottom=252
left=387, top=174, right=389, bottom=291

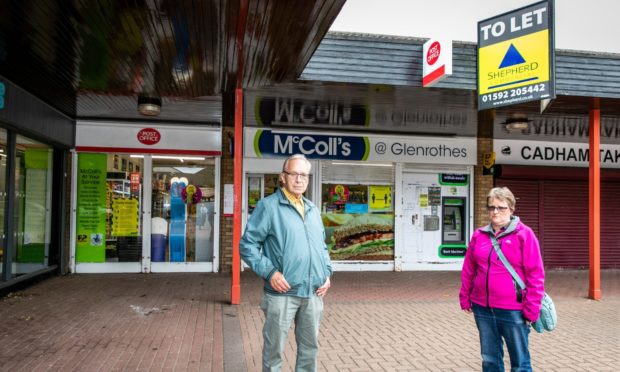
left=493, top=114, right=620, bottom=268
left=72, top=121, right=222, bottom=273
left=243, top=127, right=477, bottom=271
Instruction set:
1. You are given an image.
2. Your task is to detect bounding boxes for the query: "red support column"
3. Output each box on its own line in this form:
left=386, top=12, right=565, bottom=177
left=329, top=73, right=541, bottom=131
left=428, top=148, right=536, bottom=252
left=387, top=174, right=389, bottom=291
left=231, top=88, right=243, bottom=305
left=588, top=98, right=601, bottom=300
left=231, top=0, right=248, bottom=305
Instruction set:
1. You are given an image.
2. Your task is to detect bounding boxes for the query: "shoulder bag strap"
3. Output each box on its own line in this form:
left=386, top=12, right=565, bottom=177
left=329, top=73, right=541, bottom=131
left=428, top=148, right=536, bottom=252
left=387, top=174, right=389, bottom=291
left=489, top=234, right=526, bottom=290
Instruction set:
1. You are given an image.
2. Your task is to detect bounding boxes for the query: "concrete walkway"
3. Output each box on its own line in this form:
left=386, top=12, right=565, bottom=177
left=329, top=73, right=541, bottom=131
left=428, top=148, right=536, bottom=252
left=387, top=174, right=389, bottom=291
left=0, top=270, right=618, bottom=371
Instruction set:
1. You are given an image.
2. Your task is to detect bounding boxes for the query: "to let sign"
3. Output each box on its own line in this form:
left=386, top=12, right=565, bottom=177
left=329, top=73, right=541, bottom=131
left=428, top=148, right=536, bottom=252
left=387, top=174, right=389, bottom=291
left=477, top=0, right=555, bottom=110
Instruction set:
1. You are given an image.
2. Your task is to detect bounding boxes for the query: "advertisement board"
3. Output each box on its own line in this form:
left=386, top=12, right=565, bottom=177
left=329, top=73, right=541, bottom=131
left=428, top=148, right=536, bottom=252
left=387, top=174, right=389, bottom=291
left=76, top=153, right=107, bottom=262
left=477, top=0, right=555, bottom=110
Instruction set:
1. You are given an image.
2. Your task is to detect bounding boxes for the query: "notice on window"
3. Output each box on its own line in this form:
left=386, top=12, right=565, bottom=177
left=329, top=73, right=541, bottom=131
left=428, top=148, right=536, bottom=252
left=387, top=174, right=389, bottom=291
left=369, top=186, right=392, bottom=212
left=76, top=153, right=107, bottom=262
left=420, top=194, right=429, bottom=208
left=428, top=186, right=441, bottom=206
left=112, top=198, right=139, bottom=236
left=223, top=184, right=234, bottom=216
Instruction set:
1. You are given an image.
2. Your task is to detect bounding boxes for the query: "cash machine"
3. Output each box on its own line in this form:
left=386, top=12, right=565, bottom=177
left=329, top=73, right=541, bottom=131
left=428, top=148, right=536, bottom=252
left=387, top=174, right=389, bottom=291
left=400, top=172, right=470, bottom=270
left=440, top=196, right=467, bottom=257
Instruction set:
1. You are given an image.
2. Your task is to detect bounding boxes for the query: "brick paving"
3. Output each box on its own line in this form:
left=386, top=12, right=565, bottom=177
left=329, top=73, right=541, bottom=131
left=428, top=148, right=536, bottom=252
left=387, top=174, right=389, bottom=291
left=0, top=270, right=618, bottom=371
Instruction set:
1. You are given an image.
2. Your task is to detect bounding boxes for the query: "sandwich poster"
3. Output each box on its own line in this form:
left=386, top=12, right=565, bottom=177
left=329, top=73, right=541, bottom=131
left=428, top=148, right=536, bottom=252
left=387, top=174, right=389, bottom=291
left=323, top=213, right=394, bottom=261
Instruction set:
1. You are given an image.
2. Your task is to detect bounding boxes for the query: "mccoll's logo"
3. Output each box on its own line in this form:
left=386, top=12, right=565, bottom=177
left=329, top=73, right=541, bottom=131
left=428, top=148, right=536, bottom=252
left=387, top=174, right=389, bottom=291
left=137, top=128, right=161, bottom=145
left=254, top=130, right=368, bottom=160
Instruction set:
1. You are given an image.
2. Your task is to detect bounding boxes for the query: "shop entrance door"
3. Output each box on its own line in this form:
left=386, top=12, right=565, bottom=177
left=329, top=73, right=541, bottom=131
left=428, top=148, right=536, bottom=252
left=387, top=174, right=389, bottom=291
left=246, top=173, right=281, bottom=216
left=399, top=172, right=441, bottom=270
left=150, top=157, right=217, bottom=272
left=243, top=172, right=312, bottom=232
left=398, top=170, right=470, bottom=271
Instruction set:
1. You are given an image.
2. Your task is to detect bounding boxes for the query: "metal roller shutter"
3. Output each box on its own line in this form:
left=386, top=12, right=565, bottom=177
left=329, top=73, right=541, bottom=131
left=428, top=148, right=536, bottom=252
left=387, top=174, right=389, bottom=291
left=541, top=181, right=589, bottom=268
left=601, top=183, right=620, bottom=268
left=497, top=179, right=589, bottom=268
left=499, top=178, right=620, bottom=268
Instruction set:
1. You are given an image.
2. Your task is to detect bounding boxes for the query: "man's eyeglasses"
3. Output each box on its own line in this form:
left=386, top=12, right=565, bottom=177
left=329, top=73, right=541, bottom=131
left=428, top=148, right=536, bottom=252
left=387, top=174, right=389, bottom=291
left=487, top=205, right=509, bottom=213
left=283, top=171, right=309, bottom=180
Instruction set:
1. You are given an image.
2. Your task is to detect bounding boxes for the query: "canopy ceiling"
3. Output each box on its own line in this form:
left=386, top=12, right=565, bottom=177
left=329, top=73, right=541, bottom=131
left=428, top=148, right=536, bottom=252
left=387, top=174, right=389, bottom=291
left=0, top=0, right=346, bottom=122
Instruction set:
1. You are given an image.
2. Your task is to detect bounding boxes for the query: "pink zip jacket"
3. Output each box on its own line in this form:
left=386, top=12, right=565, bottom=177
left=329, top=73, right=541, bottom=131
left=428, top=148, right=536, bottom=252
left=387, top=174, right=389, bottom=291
left=459, top=216, right=545, bottom=322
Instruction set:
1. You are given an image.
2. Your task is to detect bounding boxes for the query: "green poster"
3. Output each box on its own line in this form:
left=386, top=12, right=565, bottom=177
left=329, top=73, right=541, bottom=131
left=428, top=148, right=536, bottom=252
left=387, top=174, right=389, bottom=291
left=76, top=153, right=107, bottom=262
left=25, top=148, right=50, bottom=169
left=20, top=168, right=48, bottom=263
left=19, top=148, right=51, bottom=263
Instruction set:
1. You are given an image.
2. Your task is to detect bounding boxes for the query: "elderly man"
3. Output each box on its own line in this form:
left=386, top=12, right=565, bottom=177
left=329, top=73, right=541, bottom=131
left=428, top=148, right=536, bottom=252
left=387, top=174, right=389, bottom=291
left=240, top=154, right=332, bottom=372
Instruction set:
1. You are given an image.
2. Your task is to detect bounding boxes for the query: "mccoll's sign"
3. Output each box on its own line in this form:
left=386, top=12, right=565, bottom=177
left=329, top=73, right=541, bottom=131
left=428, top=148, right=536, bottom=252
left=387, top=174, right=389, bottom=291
left=252, top=129, right=368, bottom=160
left=245, top=128, right=477, bottom=165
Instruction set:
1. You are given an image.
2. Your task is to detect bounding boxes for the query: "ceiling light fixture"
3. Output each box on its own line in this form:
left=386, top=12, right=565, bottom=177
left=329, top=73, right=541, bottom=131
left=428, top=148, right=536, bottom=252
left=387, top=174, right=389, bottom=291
left=137, top=94, right=162, bottom=116
left=503, top=115, right=532, bottom=132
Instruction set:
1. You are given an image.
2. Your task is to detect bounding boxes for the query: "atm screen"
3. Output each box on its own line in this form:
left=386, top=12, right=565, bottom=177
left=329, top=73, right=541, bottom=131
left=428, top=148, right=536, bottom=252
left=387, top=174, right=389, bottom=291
left=442, top=200, right=465, bottom=244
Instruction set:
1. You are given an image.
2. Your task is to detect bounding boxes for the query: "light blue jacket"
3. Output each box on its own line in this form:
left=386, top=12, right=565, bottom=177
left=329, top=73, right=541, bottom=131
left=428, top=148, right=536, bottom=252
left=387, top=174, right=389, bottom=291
left=240, top=188, right=332, bottom=298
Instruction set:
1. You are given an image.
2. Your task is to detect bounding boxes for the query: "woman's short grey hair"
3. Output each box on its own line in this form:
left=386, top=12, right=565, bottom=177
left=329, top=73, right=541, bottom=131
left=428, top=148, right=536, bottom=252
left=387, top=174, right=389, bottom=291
left=487, top=187, right=516, bottom=211
left=282, top=154, right=311, bottom=173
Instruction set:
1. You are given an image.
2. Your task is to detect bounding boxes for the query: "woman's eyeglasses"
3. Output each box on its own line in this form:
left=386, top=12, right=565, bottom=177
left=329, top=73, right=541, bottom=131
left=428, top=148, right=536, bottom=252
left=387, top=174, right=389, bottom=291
left=487, top=205, right=509, bottom=213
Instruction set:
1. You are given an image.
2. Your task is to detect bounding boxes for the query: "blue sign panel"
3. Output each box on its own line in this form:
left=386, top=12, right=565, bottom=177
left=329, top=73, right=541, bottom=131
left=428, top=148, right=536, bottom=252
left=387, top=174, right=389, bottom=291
left=344, top=203, right=369, bottom=214
left=0, top=82, right=5, bottom=110
left=254, top=130, right=369, bottom=160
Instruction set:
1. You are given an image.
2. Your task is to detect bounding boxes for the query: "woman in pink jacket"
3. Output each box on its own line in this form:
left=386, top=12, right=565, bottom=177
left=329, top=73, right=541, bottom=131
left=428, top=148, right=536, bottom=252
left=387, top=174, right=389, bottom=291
left=460, top=187, right=545, bottom=372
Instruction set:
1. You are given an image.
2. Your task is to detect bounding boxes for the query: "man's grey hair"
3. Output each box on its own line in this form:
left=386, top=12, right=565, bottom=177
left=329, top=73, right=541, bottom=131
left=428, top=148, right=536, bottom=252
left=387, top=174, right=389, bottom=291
left=282, top=154, right=312, bottom=173
left=487, top=187, right=516, bottom=211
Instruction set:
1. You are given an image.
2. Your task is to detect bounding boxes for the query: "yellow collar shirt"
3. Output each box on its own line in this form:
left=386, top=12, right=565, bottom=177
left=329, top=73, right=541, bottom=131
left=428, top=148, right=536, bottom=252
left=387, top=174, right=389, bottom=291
left=281, top=187, right=305, bottom=219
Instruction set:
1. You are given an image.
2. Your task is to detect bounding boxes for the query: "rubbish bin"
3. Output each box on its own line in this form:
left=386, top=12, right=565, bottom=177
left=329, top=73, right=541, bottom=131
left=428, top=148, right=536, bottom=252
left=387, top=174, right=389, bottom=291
left=151, top=217, right=168, bottom=262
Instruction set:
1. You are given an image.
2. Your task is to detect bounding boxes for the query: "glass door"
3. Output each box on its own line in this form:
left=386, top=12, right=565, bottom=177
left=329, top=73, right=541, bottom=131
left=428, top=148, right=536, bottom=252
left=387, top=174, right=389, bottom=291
left=244, top=172, right=312, bottom=227
left=150, top=157, right=216, bottom=272
left=247, top=173, right=280, bottom=216
left=106, top=169, right=142, bottom=263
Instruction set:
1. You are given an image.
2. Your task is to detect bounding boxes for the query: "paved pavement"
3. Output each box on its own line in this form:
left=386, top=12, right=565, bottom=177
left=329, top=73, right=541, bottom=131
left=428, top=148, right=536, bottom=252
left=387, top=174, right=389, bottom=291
left=0, top=269, right=618, bottom=371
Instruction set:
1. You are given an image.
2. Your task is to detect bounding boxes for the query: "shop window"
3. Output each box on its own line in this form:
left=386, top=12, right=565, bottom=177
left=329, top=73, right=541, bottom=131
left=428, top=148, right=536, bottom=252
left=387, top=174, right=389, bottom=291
left=75, top=153, right=144, bottom=263
left=321, top=162, right=395, bottom=261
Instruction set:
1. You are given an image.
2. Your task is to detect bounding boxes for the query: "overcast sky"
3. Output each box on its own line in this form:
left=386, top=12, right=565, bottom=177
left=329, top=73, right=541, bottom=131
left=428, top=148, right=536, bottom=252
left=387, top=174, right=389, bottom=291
left=330, top=0, right=619, bottom=54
